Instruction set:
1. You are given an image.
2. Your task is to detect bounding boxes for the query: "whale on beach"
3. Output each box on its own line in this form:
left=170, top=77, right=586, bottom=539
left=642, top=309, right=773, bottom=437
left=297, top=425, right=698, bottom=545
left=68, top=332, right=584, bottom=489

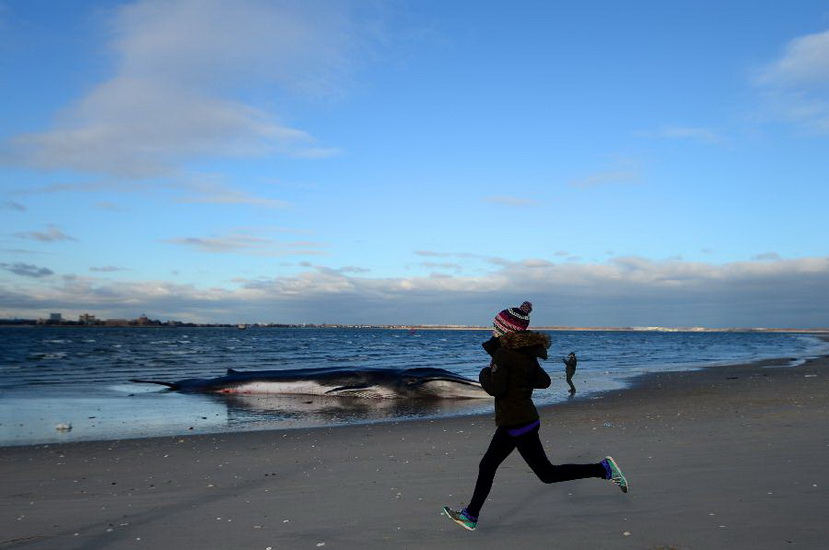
left=131, top=367, right=490, bottom=399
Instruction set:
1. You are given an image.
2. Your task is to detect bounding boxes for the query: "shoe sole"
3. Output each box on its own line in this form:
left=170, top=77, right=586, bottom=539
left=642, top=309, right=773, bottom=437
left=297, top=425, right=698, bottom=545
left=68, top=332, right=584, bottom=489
left=442, top=506, right=476, bottom=531
left=605, top=456, right=629, bottom=493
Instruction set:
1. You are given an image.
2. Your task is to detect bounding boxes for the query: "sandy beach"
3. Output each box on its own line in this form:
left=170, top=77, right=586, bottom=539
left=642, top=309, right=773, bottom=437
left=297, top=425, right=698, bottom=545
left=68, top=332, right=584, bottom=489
left=2, top=355, right=828, bottom=550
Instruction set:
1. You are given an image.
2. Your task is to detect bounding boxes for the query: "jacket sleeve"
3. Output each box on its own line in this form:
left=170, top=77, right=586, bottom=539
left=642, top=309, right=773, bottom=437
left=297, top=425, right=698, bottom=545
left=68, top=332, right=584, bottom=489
left=532, top=363, right=552, bottom=389
left=479, top=366, right=494, bottom=395
left=479, top=359, right=510, bottom=397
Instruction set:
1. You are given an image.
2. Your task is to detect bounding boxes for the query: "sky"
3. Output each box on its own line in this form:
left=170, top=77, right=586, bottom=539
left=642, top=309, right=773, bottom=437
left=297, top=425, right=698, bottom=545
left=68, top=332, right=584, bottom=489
left=1, top=0, right=829, bottom=328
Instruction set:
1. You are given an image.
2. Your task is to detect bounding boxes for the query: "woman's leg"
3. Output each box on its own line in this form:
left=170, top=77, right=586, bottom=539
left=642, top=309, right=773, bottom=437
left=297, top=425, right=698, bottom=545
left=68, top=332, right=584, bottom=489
left=466, top=427, right=516, bottom=518
left=515, top=427, right=605, bottom=483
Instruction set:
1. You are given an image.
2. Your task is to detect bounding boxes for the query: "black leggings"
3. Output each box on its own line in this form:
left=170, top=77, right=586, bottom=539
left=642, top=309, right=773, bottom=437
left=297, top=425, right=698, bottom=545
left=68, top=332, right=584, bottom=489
left=466, top=425, right=605, bottom=518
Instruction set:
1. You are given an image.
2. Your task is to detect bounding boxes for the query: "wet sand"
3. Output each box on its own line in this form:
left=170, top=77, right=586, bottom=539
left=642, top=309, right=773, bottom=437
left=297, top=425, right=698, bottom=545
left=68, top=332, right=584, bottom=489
left=2, top=355, right=827, bottom=549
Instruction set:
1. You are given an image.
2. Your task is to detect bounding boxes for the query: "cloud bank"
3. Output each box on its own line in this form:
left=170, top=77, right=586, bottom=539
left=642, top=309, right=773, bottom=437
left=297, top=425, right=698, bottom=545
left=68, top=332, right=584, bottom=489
left=2, top=256, right=827, bottom=328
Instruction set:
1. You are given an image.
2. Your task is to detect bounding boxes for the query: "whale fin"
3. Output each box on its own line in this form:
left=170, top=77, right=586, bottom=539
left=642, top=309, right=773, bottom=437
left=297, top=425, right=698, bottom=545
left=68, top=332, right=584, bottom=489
left=325, top=385, right=393, bottom=399
left=130, top=379, right=176, bottom=389
left=325, top=384, right=371, bottom=394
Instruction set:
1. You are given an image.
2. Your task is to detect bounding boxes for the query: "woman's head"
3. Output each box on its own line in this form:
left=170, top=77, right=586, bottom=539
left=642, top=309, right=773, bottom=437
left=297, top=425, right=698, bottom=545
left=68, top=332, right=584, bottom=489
left=492, top=301, right=532, bottom=337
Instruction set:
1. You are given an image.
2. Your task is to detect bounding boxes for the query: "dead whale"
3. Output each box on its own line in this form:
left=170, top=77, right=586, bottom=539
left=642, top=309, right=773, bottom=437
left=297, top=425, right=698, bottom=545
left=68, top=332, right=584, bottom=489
left=131, top=366, right=489, bottom=399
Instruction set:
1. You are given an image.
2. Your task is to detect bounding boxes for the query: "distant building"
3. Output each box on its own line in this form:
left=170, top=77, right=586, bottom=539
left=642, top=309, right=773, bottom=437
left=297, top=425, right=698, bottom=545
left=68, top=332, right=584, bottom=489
left=79, top=313, right=97, bottom=325
left=134, top=314, right=161, bottom=326
left=49, top=313, right=62, bottom=322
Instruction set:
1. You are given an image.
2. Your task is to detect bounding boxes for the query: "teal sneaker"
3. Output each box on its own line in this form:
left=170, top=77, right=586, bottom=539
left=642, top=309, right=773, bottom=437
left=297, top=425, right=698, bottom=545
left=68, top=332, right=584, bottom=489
left=442, top=506, right=477, bottom=531
left=602, top=456, right=628, bottom=493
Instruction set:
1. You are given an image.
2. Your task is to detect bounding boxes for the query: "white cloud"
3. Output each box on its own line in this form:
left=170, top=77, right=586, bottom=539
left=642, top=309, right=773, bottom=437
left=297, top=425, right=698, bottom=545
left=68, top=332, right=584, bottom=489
left=758, top=29, right=829, bottom=87
left=94, top=202, right=127, bottom=212
left=1, top=200, right=26, bottom=211
left=635, top=126, right=722, bottom=144
left=415, top=250, right=497, bottom=262
left=752, top=252, right=782, bottom=261
left=12, top=79, right=319, bottom=178
left=569, top=158, right=642, bottom=188
left=755, top=28, right=829, bottom=133
left=5, top=0, right=375, bottom=178
left=484, top=195, right=539, bottom=207
left=421, top=261, right=463, bottom=272
left=90, top=266, right=129, bottom=273
left=1, top=262, right=54, bottom=278
left=164, top=230, right=327, bottom=257
left=12, top=180, right=118, bottom=196
left=112, top=0, right=358, bottom=96
left=176, top=177, right=292, bottom=209
left=14, top=224, right=77, bottom=242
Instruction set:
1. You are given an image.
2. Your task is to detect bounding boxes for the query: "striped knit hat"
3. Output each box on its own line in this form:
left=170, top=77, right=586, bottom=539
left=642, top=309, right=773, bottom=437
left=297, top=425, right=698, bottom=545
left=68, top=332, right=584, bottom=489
left=492, top=301, right=533, bottom=337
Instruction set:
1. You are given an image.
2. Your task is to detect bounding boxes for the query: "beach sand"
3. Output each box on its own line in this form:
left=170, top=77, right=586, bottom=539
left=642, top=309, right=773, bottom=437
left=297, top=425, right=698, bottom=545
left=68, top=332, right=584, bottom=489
left=2, top=356, right=828, bottom=550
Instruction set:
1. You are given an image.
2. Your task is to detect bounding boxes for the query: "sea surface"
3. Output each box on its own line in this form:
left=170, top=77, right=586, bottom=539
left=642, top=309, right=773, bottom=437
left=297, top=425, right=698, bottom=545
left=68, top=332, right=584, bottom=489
left=1, top=327, right=827, bottom=446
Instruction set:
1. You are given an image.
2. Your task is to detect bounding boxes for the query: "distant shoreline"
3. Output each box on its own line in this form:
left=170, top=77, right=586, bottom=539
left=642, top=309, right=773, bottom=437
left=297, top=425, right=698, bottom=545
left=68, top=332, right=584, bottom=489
left=1, top=321, right=826, bottom=333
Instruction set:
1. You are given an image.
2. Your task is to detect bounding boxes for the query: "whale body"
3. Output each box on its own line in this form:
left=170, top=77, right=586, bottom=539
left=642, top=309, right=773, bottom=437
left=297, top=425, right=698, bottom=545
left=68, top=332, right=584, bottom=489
left=131, top=366, right=489, bottom=400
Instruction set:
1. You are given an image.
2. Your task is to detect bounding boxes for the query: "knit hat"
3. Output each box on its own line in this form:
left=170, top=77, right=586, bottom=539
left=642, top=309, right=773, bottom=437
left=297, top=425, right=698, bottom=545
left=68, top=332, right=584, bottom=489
left=492, top=301, right=533, bottom=337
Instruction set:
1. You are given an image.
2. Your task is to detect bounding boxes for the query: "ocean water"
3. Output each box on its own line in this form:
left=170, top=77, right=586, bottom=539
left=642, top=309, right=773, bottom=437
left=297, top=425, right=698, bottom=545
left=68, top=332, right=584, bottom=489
left=1, top=327, right=827, bottom=446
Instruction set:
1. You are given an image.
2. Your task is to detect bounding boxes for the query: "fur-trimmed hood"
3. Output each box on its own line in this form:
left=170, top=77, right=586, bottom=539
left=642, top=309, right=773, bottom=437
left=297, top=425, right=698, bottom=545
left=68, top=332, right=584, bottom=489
left=499, top=331, right=551, bottom=351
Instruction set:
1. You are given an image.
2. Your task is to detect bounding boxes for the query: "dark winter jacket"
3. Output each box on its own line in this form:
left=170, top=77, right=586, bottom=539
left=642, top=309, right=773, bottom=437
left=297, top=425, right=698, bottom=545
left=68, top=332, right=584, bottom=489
left=479, top=331, right=552, bottom=427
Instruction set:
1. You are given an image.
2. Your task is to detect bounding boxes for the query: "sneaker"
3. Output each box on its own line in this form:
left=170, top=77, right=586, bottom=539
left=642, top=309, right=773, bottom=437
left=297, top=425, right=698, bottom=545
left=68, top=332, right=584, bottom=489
left=602, top=456, right=629, bottom=493
left=442, top=506, right=477, bottom=531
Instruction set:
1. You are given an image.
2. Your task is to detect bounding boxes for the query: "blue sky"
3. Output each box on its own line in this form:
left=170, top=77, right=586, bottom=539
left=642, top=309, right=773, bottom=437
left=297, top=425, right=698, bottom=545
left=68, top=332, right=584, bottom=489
left=2, top=0, right=828, bottom=327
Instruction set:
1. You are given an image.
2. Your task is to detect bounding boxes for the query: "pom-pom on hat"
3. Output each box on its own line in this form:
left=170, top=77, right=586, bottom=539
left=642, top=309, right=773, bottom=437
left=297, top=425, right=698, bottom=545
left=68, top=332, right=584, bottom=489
left=492, top=301, right=533, bottom=337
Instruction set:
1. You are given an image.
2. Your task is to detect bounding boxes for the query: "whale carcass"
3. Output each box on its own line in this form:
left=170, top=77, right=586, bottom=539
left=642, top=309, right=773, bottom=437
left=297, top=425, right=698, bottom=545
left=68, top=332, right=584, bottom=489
left=131, top=367, right=490, bottom=399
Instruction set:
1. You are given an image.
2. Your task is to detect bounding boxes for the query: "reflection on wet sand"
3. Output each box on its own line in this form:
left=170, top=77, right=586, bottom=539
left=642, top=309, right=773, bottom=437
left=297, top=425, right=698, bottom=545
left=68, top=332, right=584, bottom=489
left=213, top=392, right=493, bottom=429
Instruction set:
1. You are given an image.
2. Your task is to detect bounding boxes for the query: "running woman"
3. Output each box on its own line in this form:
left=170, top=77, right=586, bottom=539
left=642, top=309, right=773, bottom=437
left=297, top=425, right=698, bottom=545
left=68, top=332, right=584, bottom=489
left=443, top=301, right=628, bottom=531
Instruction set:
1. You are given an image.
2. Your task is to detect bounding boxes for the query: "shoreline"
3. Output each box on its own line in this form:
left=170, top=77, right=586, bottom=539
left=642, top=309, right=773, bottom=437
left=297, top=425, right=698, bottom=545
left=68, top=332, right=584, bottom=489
left=1, top=348, right=820, bottom=449
left=2, top=354, right=828, bottom=548
left=1, top=344, right=825, bottom=449
left=5, top=353, right=814, bottom=451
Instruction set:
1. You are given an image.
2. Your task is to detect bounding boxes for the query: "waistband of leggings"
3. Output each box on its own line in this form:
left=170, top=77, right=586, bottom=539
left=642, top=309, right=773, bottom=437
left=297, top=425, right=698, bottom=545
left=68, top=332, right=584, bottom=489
left=506, top=419, right=540, bottom=437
